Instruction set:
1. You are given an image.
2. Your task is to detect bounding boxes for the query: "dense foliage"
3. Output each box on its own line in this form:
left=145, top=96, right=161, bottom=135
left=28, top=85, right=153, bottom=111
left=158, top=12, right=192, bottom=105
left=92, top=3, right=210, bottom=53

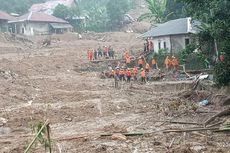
left=52, top=0, right=132, bottom=32
left=0, top=0, right=46, bottom=15
left=177, top=0, right=230, bottom=86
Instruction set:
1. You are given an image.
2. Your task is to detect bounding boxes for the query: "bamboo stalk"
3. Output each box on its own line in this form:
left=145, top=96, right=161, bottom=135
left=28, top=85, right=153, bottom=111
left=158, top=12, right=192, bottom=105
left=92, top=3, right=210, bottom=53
left=24, top=120, right=49, bottom=153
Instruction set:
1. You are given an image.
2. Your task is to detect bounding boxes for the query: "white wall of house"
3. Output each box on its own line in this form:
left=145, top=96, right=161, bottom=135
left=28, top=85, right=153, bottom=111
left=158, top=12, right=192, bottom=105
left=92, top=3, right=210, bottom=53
left=24, top=22, right=50, bottom=35
left=152, top=34, right=191, bottom=54
left=152, top=36, right=171, bottom=53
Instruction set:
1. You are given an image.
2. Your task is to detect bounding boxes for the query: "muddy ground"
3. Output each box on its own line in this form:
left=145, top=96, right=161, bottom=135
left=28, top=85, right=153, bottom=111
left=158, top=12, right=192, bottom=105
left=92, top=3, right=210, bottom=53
left=0, top=32, right=229, bottom=153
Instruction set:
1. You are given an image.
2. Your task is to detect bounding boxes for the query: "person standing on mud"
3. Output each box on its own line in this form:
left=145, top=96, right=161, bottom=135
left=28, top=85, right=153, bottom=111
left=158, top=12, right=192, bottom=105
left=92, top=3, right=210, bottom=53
left=141, top=68, right=146, bottom=83
left=93, top=49, right=97, bottom=60
left=145, top=62, right=150, bottom=72
left=152, top=57, right=157, bottom=69
left=133, top=66, right=138, bottom=81
left=126, top=68, right=132, bottom=83
left=119, top=69, right=125, bottom=81
left=138, top=56, right=143, bottom=69
left=98, top=46, right=102, bottom=59
left=125, top=53, right=131, bottom=68
left=172, top=56, right=178, bottom=72
left=164, top=56, right=171, bottom=72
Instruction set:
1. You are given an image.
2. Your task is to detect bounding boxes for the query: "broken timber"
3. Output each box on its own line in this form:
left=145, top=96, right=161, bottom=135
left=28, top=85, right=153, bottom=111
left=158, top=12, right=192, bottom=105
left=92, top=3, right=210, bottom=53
left=204, top=107, right=230, bottom=126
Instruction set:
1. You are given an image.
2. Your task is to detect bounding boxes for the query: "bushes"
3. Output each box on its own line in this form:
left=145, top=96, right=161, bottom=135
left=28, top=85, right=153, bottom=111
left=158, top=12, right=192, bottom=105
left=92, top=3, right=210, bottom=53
left=214, top=56, right=230, bottom=86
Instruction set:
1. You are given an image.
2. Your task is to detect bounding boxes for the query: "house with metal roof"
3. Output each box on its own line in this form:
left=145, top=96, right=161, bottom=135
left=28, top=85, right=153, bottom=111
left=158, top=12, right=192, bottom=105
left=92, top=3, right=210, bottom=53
left=0, top=11, right=15, bottom=32
left=9, top=12, right=73, bottom=35
left=29, top=0, right=76, bottom=15
left=141, top=17, right=198, bottom=54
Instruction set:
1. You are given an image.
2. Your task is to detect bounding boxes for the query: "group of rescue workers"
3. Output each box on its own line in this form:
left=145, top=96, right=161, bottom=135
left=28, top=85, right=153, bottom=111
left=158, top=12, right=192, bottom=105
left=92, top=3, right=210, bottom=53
left=87, top=44, right=226, bottom=83
left=108, top=52, right=179, bottom=83
left=87, top=46, right=115, bottom=61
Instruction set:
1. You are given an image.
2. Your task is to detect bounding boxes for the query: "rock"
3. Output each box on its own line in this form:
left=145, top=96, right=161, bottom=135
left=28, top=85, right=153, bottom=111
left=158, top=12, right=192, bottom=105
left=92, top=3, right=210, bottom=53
left=0, top=117, right=8, bottom=124
left=111, top=133, right=127, bottom=141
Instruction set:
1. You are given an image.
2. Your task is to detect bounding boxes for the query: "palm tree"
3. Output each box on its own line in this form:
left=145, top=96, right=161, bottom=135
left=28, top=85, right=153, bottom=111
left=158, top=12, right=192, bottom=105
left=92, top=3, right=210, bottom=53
left=138, top=0, right=171, bottom=24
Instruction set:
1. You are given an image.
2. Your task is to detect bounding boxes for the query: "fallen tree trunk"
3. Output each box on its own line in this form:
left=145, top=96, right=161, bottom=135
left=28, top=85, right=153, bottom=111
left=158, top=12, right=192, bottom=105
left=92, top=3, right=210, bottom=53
left=163, top=127, right=219, bottom=133
left=204, top=108, right=230, bottom=126
left=100, top=132, right=144, bottom=137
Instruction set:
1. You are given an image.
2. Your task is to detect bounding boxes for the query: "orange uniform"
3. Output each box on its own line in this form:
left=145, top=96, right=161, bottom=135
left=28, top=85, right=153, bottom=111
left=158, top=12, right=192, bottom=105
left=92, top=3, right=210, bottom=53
left=141, top=69, right=146, bottom=83
left=152, top=58, right=157, bottom=69
left=164, top=56, right=171, bottom=71
left=141, top=70, right=145, bottom=77
left=126, top=55, right=131, bottom=64
left=145, top=63, right=150, bottom=72
left=172, top=57, right=178, bottom=71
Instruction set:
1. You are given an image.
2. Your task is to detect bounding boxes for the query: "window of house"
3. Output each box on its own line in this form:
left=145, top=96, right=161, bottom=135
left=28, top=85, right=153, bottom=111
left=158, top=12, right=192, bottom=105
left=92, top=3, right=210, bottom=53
left=185, top=38, right=190, bottom=46
left=158, top=42, right=161, bottom=50
left=163, top=42, right=167, bottom=49
left=22, top=28, right=25, bottom=34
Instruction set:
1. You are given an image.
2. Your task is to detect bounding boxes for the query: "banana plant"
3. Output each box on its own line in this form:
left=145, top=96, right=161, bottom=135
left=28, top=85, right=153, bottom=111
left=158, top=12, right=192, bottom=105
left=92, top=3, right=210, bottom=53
left=138, top=0, right=172, bottom=24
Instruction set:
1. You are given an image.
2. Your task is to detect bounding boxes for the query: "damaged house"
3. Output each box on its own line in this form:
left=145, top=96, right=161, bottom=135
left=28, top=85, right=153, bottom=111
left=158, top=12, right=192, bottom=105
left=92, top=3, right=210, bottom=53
left=0, top=11, right=15, bottom=32
left=9, top=12, right=73, bottom=35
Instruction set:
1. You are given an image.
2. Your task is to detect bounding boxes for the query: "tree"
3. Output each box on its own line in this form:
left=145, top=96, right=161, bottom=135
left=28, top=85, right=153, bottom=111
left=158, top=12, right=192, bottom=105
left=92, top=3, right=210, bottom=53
left=138, top=0, right=170, bottom=24
left=165, top=0, right=186, bottom=20
left=53, top=4, right=70, bottom=20
left=106, top=0, right=131, bottom=30
left=0, top=0, right=46, bottom=15
left=178, top=0, right=230, bottom=86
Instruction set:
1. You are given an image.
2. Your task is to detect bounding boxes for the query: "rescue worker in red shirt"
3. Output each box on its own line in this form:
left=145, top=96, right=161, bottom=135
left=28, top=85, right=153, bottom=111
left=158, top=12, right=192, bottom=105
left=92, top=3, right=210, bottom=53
left=145, top=63, right=150, bottom=72
left=220, top=52, right=225, bottom=62
left=138, top=56, right=143, bottom=69
left=87, top=48, right=93, bottom=61
left=126, top=68, right=132, bottom=83
left=141, top=68, right=146, bottom=83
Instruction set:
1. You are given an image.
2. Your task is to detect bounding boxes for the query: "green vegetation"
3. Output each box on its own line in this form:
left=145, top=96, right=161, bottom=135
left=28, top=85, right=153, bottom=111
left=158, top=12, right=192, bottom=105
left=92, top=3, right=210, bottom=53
left=177, top=0, right=230, bottom=86
left=0, top=0, right=46, bottom=15
left=52, top=0, right=132, bottom=32
left=138, top=0, right=186, bottom=24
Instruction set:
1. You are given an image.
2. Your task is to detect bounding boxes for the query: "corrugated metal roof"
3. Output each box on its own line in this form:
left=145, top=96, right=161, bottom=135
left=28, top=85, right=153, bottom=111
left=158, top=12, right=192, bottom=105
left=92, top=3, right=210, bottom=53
left=141, top=18, right=197, bottom=38
left=50, top=23, right=73, bottom=29
left=30, top=0, right=75, bottom=14
left=0, top=10, right=15, bottom=21
left=9, top=12, right=68, bottom=23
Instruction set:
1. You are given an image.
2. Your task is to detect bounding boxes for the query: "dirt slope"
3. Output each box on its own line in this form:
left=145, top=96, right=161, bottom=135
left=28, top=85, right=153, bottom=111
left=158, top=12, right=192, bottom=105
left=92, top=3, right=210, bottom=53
left=0, top=32, right=229, bottom=153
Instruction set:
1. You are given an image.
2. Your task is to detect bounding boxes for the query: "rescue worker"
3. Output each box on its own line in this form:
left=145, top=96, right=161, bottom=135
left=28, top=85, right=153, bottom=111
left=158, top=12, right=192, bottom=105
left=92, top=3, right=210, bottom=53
left=141, top=68, right=146, bottom=83
left=87, top=48, right=93, bottom=61
left=138, top=56, right=143, bottom=69
left=115, top=67, right=120, bottom=77
left=126, top=54, right=131, bottom=67
left=164, top=56, right=171, bottom=72
left=145, top=63, right=150, bottom=72
left=220, top=52, right=225, bottom=62
left=110, top=70, right=115, bottom=78
left=126, top=68, right=132, bottom=83
left=98, top=46, right=103, bottom=58
left=119, top=69, right=125, bottom=81
left=103, top=46, right=108, bottom=57
left=133, top=66, right=138, bottom=81
left=93, top=49, right=97, bottom=60
left=172, top=56, right=178, bottom=72
left=152, top=58, right=157, bottom=69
